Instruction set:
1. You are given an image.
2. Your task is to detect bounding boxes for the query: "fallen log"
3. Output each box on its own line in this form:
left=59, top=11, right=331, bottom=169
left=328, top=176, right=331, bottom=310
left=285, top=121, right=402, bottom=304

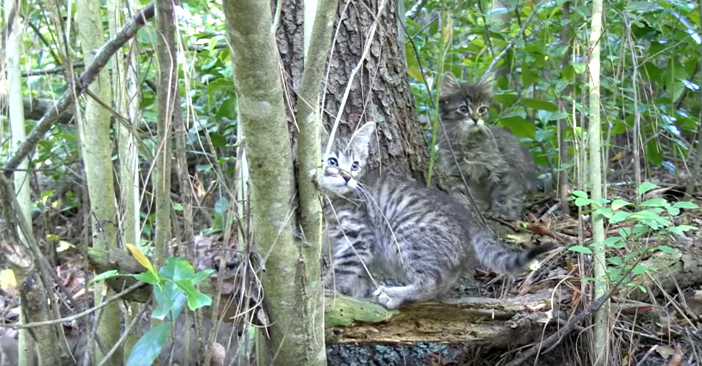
left=83, top=245, right=564, bottom=347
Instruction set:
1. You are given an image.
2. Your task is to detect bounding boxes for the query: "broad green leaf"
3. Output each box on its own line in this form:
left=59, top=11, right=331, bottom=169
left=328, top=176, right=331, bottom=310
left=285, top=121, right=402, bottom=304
left=497, top=116, right=536, bottom=139
left=572, top=62, right=586, bottom=74
left=521, top=98, right=558, bottom=112
left=611, top=199, right=631, bottom=210
left=575, top=197, right=591, bottom=207
left=192, top=269, right=215, bottom=285
left=672, top=201, right=699, bottom=209
left=607, top=256, right=622, bottom=265
left=637, top=182, right=659, bottom=196
left=134, top=270, right=161, bottom=286
left=596, top=207, right=613, bottom=218
left=668, top=225, right=697, bottom=235
left=656, top=245, right=675, bottom=254
left=175, top=279, right=213, bottom=310
left=639, top=198, right=668, bottom=207
left=492, top=93, right=518, bottom=106
left=632, top=264, right=648, bottom=275
left=627, top=2, right=663, bottom=12
left=88, top=270, right=120, bottom=286
left=561, top=65, right=575, bottom=81
left=645, top=140, right=663, bottom=166
left=603, top=236, right=625, bottom=248
left=666, top=206, right=680, bottom=216
left=568, top=246, right=592, bottom=254
left=609, top=211, right=632, bottom=223
left=159, top=257, right=196, bottom=282
left=126, top=322, right=171, bottom=366
left=571, top=190, right=588, bottom=199
left=408, top=65, right=425, bottom=83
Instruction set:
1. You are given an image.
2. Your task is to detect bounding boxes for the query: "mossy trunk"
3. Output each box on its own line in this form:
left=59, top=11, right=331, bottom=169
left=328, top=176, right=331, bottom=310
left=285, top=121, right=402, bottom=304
left=75, top=0, right=121, bottom=363
left=223, top=1, right=326, bottom=365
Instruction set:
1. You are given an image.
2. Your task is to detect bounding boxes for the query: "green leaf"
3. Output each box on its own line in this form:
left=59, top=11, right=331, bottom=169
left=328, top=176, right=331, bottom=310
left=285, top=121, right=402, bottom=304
left=611, top=199, right=631, bottom=210
left=603, top=236, right=625, bottom=248
left=668, top=225, right=697, bottom=235
left=672, top=201, right=699, bottom=209
left=492, top=93, right=518, bottom=106
left=656, top=245, right=676, bottom=254
left=134, top=270, right=161, bottom=286
left=126, top=323, right=171, bottom=366
left=561, top=65, right=575, bottom=81
left=568, top=246, right=593, bottom=254
left=571, top=190, right=588, bottom=199
left=637, top=182, right=659, bottom=196
left=574, top=197, right=591, bottom=207
left=607, top=256, right=622, bottom=265
left=639, top=198, right=668, bottom=207
left=521, top=98, right=558, bottom=112
left=192, top=269, right=215, bottom=285
left=175, top=279, right=213, bottom=310
left=666, top=206, right=680, bottom=216
left=88, top=270, right=121, bottom=286
left=497, top=116, right=536, bottom=139
left=596, top=207, right=613, bottom=218
left=627, top=2, right=663, bottom=12
left=645, top=141, right=663, bottom=166
left=572, top=62, right=586, bottom=74
left=609, top=211, right=632, bottom=223
left=632, top=264, right=648, bottom=275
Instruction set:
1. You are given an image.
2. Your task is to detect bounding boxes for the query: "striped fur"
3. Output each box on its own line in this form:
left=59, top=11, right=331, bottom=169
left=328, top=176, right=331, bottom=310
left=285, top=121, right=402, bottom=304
left=320, top=123, right=551, bottom=310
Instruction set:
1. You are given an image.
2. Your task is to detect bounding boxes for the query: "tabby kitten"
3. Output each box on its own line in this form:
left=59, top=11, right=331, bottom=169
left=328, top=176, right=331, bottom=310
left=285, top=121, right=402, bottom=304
left=320, top=123, right=551, bottom=310
left=438, top=73, right=537, bottom=220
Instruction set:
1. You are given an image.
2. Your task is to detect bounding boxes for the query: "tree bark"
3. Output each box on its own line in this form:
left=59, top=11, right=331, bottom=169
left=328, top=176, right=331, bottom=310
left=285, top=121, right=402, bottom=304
left=278, top=0, right=428, bottom=180
left=223, top=1, right=325, bottom=365
left=75, top=0, right=121, bottom=363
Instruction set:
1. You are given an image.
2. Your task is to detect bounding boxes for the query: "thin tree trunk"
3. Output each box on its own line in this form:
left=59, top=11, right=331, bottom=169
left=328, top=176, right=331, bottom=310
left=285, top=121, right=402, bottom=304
left=153, top=0, right=175, bottom=269
left=3, top=1, right=40, bottom=364
left=107, top=0, right=142, bottom=358
left=587, top=0, right=610, bottom=363
left=75, top=0, right=121, bottom=363
left=558, top=1, right=571, bottom=216
left=223, top=0, right=326, bottom=364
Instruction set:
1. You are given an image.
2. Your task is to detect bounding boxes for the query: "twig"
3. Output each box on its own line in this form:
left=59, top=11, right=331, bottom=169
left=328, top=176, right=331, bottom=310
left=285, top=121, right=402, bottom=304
left=0, top=282, right=145, bottom=330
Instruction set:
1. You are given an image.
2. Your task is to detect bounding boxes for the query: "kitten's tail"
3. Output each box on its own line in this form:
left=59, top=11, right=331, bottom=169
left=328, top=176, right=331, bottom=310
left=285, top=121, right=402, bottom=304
left=472, top=232, right=554, bottom=274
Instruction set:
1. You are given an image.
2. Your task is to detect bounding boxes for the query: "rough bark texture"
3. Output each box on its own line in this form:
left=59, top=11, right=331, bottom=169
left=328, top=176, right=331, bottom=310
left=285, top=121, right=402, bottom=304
left=278, top=0, right=428, bottom=180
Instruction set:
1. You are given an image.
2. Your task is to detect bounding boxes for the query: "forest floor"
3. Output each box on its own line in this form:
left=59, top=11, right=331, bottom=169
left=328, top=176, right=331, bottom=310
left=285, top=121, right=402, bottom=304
left=0, top=178, right=701, bottom=366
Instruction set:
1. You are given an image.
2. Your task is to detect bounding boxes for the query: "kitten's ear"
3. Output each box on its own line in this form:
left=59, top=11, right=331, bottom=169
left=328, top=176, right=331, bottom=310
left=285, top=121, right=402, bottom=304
left=440, top=72, right=461, bottom=97
left=350, top=123, right=375, bottom=156
left=478, top=72, right=495, bottom=95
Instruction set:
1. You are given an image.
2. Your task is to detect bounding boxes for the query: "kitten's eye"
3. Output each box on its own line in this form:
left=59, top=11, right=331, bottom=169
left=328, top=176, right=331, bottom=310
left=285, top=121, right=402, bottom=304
left=351, top=161, right=360, bottom=171
left=478, top=106, right=488, bottom=114
left=327, top=157, right=338, bottom=166
left=458, top=106, right=470, bottom=114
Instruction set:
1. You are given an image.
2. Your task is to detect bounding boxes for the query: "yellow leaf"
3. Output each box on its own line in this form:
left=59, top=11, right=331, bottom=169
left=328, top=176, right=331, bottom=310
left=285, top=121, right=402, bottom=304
left=126, top=243, right=155, bottom=274
left=0, top=269, right=17, bottom=289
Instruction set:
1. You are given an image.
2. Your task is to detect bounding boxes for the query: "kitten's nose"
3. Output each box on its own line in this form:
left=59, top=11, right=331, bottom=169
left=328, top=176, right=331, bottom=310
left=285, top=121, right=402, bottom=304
left=340, top=171, right=352, bottom=183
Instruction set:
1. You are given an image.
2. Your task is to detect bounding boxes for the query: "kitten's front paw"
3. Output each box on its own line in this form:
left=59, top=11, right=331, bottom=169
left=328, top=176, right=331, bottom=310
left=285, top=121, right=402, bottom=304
left=373, top=287, right=402, bottom=310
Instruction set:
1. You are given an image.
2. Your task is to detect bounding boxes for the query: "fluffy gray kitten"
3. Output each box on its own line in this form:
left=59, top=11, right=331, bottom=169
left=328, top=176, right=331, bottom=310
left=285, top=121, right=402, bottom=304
left=320, top=123, right=551, bottom=310
left=438, top=73, right=538, bottom=220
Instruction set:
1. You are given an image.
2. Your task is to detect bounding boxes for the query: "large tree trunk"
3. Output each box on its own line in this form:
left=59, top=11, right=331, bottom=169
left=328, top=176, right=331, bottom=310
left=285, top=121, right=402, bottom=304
left=278, top=0, right=428, bottom=180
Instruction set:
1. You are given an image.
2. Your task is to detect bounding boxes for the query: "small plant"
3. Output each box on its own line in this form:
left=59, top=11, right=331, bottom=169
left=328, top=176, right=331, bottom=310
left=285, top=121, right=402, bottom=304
left=90, top=244, right=214, bottom=366
left=568, top=182, right=698, bottom=289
